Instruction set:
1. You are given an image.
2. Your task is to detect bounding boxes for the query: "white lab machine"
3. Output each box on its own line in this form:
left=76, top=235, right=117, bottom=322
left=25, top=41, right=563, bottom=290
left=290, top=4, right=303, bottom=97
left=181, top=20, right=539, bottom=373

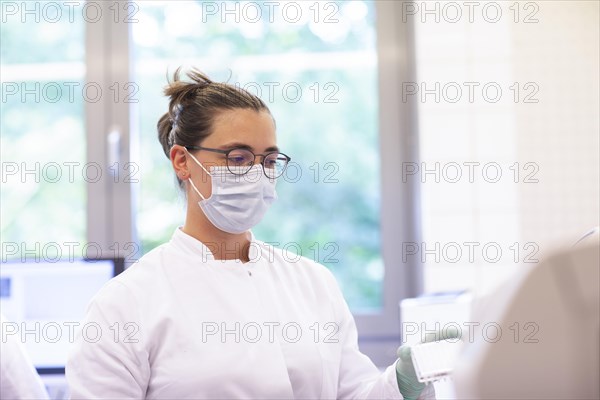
left=453, top=239, right=599, bottom=399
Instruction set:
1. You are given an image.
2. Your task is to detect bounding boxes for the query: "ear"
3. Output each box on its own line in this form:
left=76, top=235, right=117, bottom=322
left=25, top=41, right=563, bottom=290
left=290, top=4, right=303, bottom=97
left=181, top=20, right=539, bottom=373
left=170, top=145, right=189, bottom=180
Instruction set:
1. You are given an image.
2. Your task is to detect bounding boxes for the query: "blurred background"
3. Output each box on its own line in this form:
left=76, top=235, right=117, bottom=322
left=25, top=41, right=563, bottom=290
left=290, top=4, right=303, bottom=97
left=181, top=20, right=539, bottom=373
left=1, top=0, right=598, bottom=379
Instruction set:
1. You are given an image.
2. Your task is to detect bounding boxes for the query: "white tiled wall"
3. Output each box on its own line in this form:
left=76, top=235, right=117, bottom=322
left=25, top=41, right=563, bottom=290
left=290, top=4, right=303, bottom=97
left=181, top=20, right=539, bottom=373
left=415, top=1, right=599, bottom=296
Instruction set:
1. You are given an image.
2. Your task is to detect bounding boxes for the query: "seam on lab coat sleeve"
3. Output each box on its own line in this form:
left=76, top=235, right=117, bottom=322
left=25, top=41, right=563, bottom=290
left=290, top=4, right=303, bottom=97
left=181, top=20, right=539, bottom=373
left=66, top=280, right=150, bottom=398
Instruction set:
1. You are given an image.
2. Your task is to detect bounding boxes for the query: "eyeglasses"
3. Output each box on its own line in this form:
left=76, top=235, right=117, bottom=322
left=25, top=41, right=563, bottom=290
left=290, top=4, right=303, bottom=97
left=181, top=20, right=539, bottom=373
left=184, top=145, right=291, bottom=179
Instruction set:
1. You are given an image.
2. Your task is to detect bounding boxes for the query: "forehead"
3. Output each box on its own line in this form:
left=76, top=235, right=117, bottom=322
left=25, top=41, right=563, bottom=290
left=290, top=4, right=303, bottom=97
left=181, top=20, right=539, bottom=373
left=205, top=109, right=276, bottom=148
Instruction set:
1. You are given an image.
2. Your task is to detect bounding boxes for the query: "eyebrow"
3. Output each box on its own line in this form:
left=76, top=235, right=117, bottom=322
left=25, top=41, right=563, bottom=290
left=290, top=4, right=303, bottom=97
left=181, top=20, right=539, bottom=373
left=219, top=142, right=280, bottom=153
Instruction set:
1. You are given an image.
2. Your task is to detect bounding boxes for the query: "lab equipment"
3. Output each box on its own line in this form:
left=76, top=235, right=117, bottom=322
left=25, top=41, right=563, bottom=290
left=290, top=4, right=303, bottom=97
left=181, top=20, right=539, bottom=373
left=410, top=339, right=462, bottom=383
left=574, top=226, right=599, bottom=246
left=453, top=240, right=599, bottom=399
left=400, top=291, right=472, bottom=346
left=396, top=327, right=462, bottom=399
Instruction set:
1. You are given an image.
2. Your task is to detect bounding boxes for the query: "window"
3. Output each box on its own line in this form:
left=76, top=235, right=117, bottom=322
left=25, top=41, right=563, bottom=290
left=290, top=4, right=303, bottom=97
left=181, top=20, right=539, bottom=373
left=1, top=3, right=86, bottom=256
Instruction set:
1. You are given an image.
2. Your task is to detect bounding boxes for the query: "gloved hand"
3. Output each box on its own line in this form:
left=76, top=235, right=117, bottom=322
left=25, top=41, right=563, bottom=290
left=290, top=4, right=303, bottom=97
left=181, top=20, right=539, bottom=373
left=395, top=327, right=461, bottom=400
left=395, top=344, right=425, bottom=400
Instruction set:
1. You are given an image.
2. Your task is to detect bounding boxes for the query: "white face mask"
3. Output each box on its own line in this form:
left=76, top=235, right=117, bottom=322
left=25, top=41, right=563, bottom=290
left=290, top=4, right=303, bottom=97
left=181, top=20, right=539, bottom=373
left=185, top=150, right=277, bottom=234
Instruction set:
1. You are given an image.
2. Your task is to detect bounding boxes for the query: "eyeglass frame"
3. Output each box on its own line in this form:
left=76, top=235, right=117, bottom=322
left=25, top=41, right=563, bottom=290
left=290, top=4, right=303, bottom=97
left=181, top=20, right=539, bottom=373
left=184, top=145, right=291, bottom=178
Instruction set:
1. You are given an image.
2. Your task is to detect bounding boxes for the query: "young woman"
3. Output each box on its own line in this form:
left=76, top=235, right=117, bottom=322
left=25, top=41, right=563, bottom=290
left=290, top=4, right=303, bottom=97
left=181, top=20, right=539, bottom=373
left=66, top=68, right=435, bottom=399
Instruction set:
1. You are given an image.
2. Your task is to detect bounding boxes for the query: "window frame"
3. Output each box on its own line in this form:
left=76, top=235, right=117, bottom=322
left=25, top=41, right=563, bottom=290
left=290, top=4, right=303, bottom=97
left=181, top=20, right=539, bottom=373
left=85, top=3, right=135, bottom=256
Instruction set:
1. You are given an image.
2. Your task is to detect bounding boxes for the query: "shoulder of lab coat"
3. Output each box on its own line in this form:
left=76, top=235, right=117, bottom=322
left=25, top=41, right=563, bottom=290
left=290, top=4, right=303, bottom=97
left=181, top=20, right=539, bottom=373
left=65, top=245, right=163, bottom=398
left=0, top=314, right=50, bottom=400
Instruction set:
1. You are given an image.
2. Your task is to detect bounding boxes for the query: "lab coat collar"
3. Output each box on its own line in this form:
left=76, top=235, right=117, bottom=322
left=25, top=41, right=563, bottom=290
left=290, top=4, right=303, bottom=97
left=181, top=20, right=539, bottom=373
left=171, top=227, right=261, bottom=264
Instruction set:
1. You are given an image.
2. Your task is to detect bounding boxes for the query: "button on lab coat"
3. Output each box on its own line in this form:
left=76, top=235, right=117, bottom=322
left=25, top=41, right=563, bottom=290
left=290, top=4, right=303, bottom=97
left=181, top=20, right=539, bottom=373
left=67, top=228, right=434, bottom=399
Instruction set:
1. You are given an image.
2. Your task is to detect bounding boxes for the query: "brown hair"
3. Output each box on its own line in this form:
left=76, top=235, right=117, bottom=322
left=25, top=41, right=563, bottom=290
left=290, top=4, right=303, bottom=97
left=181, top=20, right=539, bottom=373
left=157, top=67, right=272, bottom=187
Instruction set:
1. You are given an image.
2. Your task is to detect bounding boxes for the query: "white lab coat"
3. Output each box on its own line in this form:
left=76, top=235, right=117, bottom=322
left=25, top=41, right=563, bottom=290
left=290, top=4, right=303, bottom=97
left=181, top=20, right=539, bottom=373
left=67, top=228, right=435, bottom=399
left=0, top=314, right=50, bottom=400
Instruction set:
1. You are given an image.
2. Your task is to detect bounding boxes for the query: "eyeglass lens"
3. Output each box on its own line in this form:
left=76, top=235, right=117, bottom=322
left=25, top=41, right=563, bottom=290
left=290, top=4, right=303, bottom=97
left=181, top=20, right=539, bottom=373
left=226, top=148, right=288, bottom=178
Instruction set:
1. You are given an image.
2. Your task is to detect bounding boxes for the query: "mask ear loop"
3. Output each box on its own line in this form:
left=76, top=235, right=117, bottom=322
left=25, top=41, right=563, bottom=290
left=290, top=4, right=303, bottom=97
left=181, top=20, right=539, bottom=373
left=187, top=175, right=207, bottom=201
left=184, top=147, right=212, bottom=201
